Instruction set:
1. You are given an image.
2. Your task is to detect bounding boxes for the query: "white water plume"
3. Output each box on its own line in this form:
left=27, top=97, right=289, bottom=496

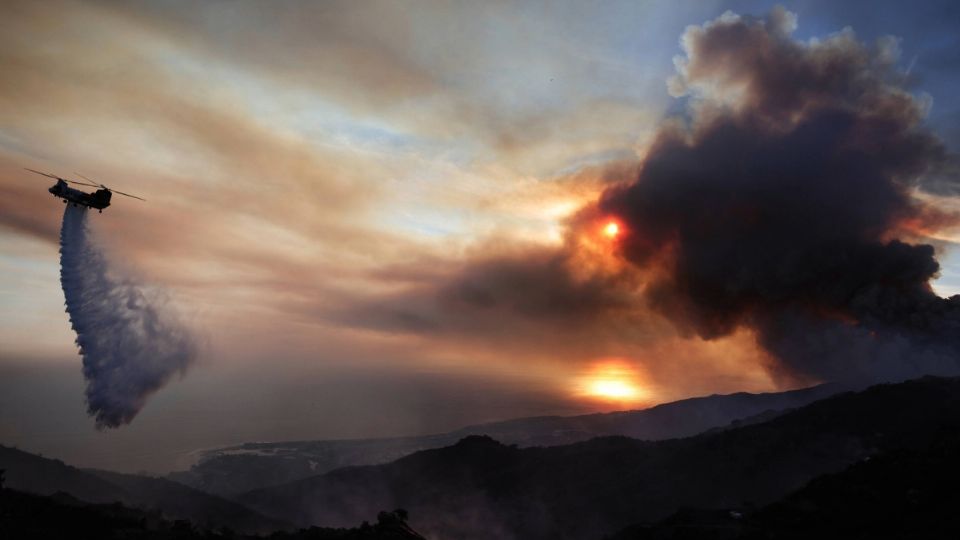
left=59, top=205, right=196, bottom=428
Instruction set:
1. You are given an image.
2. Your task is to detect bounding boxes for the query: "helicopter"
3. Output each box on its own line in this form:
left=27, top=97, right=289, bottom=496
left=25, top=168, right=144, bottom=213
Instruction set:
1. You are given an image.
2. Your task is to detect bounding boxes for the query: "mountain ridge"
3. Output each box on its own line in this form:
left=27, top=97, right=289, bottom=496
left=607, top=431, right=960, bottom=539
left=0, top=444, right=288, bottom=533
left=171, top=381, right=846, bottom=495
left=237, top=376, right=960, bottom=540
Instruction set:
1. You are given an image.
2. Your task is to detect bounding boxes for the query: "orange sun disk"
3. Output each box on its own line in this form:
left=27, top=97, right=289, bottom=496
left=603, top=221, right=620, bottom=238
left=576, top=359, right=649, bottom=406
left=588, top=379, right=639, bottom=399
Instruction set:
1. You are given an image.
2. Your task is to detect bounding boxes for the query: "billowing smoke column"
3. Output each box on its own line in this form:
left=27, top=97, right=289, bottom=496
left=59, top=205, right=197, bottom=428
left=601, top=9, right=960, bottom=384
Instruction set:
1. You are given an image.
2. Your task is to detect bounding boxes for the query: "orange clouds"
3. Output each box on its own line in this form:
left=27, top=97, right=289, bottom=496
left=11, top=2, right=938, bottom=409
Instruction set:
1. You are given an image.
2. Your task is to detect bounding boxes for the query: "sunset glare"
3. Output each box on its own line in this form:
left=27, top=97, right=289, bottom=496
left=589, top=379, right=639, bottom=400
left=604, top=221, right=620, bottom=238
left=578, top=360, right=649, bottom=406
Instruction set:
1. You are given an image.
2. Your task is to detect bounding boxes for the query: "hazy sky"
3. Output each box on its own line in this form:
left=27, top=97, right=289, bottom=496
left=2, top=0, right=959, bottom=472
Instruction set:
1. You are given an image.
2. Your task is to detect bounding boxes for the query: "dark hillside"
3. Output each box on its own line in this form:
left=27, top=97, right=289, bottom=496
left=239, top=377, right=960, bottom=540
left=0, top=445, right=286, bottom=533
left=174, top=382, right=842, bottom=496
left=608, top=433, right=960, bottom=539
left=0, top=487, right=425, bottom=540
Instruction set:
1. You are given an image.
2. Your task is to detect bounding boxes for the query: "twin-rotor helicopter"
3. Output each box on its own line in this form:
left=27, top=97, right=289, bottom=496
left=25, top=168, right=144, bottom=213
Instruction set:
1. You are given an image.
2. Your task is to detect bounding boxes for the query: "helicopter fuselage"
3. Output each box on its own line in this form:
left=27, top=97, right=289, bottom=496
left=49, top=179, right=111, bottom=211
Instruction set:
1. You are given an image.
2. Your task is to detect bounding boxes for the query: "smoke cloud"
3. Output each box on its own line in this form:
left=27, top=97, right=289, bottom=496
left=59, top=205, right=197, bottom=428
left=601, top=9, right=960, bottom=384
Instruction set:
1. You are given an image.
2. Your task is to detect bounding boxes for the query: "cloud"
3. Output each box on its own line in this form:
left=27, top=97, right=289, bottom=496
left=333, top=246, right=635, bottom=338
left=7, top=1, right=960, bottom=410
left=600, top=8, right=960, bottom=384
left=333, top=7, right=960, bottom=389
left=93, top=0, right=669, bottom=176
left=321, top=161, right=672, bottom=361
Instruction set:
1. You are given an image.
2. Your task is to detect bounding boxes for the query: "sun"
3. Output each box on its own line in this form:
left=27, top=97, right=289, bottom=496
left=588, top=379, right=639, bottom=400
left=576, top=359, right=650, bottom=406
left=603, top=221, right=620, bottom=238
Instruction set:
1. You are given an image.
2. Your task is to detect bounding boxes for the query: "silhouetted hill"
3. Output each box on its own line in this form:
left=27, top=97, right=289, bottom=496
left=0, top=487, right=426, bottom=540
left=451, top=381, right=845, bottom=444
left=172, top=382, right=843, bottom=495
left=0, top=444, right=129, bottom=503
left=607, top=434, right=960, bottom=539
left=748, top=434, right=960, bottom=539
left=0, top=444, right=286, bottom=533
left=237, top=377, right=960, bottom=540
left=0, top=488, right=164, bottom=540
left=87, top=469, right=290, bottom=533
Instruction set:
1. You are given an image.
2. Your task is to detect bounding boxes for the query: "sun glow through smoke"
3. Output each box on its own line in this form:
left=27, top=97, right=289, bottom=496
left=603, top=221, right=620, bottom=238
left=577, top=359, right=649, bottom=407
left=589, top=379, right=638, bottom=399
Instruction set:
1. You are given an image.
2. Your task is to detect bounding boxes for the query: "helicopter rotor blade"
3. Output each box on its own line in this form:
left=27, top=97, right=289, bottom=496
left=25, top=168, right=100, bottom=187
left=24, top=168, right=61, bottom=180
left=108, top=189, right=146, bottom=201
left=77, top=172, right=145, bottom=200
left=28, top=167, right=145, bottom=200
left=74, top=172, right=99, bottom=185
left=71, top=172, right=105, bottom=188
left=66, top=179, right=101, bottom=187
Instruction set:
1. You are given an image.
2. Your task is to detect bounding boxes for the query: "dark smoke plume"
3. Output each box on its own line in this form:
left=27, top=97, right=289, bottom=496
left=59, top=205, right=197, bottom=428
left=601, top=9, right=960, bottom=383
